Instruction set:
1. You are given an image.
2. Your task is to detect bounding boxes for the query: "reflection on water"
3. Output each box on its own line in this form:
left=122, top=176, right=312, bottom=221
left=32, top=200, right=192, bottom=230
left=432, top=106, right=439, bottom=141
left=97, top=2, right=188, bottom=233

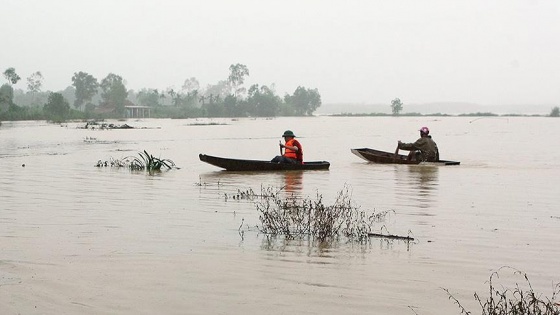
left=259, top=234, right=413, bottom=259
left=282, top=171, right=304, bottom=193
left=260, top=235, right=339, bottom=257
left=198, top=169, right=306, bottom=196
left=407, top=165, right=439, bottom=193
left=394, top=165, right=439, bottom=210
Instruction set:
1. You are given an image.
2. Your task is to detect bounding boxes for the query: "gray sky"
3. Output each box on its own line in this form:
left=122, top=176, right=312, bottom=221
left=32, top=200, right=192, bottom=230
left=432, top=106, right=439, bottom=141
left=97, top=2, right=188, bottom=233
left=3, top=0, right=560, bottom=106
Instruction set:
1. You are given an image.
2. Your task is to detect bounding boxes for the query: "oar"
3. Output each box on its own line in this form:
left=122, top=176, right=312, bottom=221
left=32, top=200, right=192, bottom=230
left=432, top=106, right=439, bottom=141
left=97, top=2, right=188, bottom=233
left=279, top=140, right=283, bottom=155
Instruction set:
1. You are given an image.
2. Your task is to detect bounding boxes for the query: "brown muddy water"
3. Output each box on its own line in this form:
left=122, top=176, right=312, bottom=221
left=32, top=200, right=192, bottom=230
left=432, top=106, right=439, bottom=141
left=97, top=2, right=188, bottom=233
left=1, top=116, right=559, bottom=314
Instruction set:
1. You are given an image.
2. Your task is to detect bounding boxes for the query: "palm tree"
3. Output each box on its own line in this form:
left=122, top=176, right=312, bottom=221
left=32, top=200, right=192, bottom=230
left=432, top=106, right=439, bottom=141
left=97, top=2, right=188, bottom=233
left=199, top=95, right=206, bottom=105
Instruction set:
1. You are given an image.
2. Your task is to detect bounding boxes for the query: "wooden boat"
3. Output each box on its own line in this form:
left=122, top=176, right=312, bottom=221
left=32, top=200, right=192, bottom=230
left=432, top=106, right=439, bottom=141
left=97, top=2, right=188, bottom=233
left=199, top=154, right=330, bottom=171
left=351, top=148, right=460, bottom=166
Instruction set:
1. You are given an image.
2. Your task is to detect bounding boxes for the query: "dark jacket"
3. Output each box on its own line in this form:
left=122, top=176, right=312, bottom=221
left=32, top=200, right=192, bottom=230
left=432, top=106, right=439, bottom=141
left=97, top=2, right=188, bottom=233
left=399, top=136, right=439, bottom=162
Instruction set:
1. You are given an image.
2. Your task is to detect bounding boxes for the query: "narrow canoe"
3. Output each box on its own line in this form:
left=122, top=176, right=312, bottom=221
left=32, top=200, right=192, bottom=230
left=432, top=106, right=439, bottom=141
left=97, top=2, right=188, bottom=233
left=199, top=154, right=330, bottom=171
left=351, top=148, right=460, bottom=166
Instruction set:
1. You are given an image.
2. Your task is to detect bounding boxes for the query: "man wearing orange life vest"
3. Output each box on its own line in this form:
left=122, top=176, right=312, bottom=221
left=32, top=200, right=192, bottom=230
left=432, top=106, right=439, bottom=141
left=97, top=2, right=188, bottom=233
left=271, top=130, right=303, bottom=164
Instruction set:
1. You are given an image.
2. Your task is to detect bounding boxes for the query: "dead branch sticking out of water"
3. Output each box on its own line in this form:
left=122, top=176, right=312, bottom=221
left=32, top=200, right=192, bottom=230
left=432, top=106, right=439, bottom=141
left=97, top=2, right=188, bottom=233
left=95, top=150, right=177, bottom=171
left=254, top=185, right=397, bottom=243
left=444, top=267, right=560, bottom=315
left=368, top=232, right=414, bottom=241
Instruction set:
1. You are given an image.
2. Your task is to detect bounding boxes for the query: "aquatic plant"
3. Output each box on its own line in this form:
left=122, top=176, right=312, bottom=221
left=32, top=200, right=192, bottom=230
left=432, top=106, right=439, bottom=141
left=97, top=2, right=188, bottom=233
left=95, top=157, right=128, bottom=168
left=224, top=188, right=258, bottom=200
left=128, top=150, right=176, bottom=171
left=95, top=150, right=177, bottom=171
left=445, top=268, right=560, bottom=315
left=253, top=185, right=393, bottom=243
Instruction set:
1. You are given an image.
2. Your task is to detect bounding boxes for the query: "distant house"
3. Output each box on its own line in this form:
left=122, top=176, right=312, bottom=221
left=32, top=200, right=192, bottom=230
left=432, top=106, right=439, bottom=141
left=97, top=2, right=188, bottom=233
left=95, top=99, right=151, bottom=118
left=124, top=105, right=151, bottom=118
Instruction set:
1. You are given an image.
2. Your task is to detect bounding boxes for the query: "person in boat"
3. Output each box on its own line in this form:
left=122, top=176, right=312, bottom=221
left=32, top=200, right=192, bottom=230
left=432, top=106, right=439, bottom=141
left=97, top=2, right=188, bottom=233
left=271, top=130, right=303, bottom=164
left=397, top=126, right=439, bottom=162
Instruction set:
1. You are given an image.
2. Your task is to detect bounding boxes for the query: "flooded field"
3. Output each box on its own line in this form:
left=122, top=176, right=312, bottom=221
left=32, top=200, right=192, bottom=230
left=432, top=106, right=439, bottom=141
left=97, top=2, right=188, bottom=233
left=1, top=116, right=559, bottom=314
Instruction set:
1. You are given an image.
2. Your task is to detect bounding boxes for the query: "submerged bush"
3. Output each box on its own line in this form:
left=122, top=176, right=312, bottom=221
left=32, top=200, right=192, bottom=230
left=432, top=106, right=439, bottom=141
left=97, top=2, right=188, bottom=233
left=253, top=185, right=390, bottom=243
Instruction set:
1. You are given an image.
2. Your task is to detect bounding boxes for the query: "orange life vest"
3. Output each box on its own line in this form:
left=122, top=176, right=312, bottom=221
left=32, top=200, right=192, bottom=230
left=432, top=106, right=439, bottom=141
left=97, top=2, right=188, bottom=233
left=284, top=138, right=303, bottom=162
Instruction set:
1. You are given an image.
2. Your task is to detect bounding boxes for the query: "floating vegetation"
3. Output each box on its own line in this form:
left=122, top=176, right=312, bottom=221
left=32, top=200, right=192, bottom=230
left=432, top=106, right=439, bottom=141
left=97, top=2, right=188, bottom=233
left=194, top=177, right=222, bottom=187
left=83, top=136, right=119, bottom=144
left=95, top=150, right=177, bottom=171
left=224, top=188, right=259, bottom=200
left=81, top=120, right=160, bottom=129
left=252, top=185, right=397, bottom=243
left=445, top=267, right=560, bottom=315
left=83, top=121, right=134, bottom=129
left=95, top=157, right=128, bottom=168
left=84, top=136, right=97, bottom=142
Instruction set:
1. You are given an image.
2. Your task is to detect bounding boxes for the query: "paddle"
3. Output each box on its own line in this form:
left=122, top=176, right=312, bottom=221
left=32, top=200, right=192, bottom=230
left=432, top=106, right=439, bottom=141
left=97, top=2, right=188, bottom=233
left=279, top=140, right=283, bottom=155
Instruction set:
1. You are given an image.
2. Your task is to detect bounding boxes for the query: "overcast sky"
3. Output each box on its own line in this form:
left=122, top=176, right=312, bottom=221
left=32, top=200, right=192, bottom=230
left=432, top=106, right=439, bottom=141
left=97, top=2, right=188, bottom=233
left=3, top=0, right=560, bottom=106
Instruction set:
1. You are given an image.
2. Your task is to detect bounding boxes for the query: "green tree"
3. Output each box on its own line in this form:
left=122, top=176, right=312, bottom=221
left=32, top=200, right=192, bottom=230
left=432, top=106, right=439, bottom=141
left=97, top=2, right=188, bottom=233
left=60, top=86, right=77, bottom=107
left=13, top=88, right=48, bottom=107
left=284, top=86, right=322, bottom=116
left=202, top=93, right=225, bottom=117
left=391, top=98, right=403, bottom=115
left=43, top=92, right=70, bottom=121
left=3, top=68, right=21, bottom=85
left=72, top=72, right=99, bottom=110
left=227, top=63, right=249, bottom=97
left=0, top=84, right=15, bottom=113
left=167, top=88, right=182, bottom=107
left=26, top=71, right=43, bottom=93
left=184, top=90, right=199, bottom=108
left=100, top=73, right=127, bottom=115
left=203, top=80, right=229, bottom=101
left=223, top=94, right=238, bottom=117
left=137, top=89, right=162, bottom=107
left=247, top=84, right=281, bottom=117
left=26, top=71, right=44, bottom=106
left=550, top=106, right=559, bottom=117
left=181, top=77, right=200, bottom=94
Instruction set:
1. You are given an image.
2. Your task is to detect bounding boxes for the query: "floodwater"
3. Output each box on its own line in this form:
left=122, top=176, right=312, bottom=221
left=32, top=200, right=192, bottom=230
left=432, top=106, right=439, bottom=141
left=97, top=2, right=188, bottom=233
left=1, top=116, right=559, bottom=314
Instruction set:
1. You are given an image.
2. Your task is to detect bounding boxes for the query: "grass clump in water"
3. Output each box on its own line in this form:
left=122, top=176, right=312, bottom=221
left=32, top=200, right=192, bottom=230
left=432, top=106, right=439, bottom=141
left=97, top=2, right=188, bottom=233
left=96, top=150, right=177, bottom=171
left=445, top=268, right=560, bottom=315
left=128, top=150, right=176, bottom=171
left=254, top=185, right=390, bottom=243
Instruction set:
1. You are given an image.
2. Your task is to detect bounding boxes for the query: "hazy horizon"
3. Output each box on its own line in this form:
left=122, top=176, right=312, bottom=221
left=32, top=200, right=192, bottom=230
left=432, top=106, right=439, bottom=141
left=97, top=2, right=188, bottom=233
left=315, top=101, right=554, bottom=115
left=3, top=0, right=560, bottom=107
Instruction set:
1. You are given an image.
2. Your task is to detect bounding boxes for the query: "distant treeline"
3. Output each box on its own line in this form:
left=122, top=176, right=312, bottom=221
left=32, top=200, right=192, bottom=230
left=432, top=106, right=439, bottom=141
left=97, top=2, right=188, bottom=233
left=0, top=64, right=321, bottom=122
left=335, top=97, right=558, bottom=117
left=1, top=66, right=558, bottom=122
left=332, top=111, right=555, bottom=117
